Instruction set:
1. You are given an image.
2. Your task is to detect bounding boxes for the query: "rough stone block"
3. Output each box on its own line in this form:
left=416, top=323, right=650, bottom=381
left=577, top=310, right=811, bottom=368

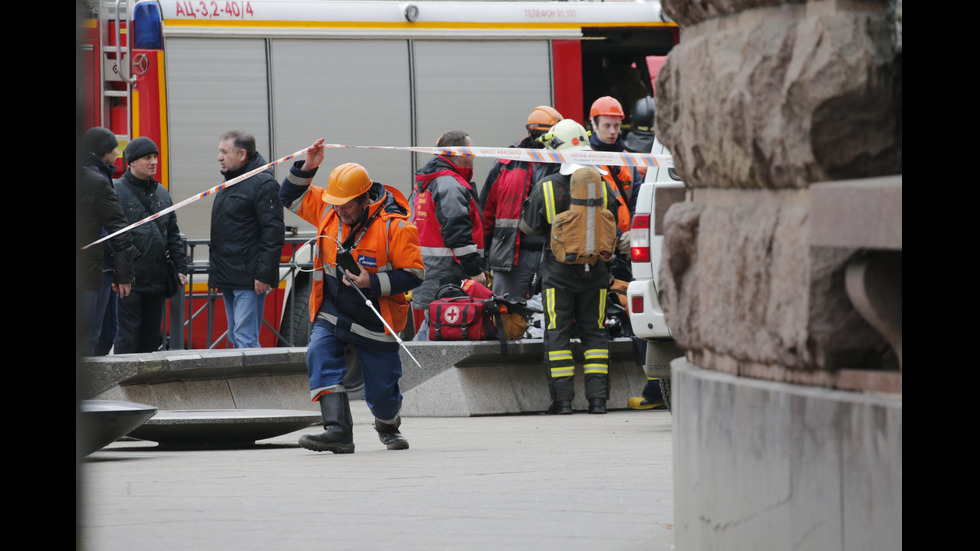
left=656, top=7, right=901, bottom=189
left=660, top=191, right=888, bottom=379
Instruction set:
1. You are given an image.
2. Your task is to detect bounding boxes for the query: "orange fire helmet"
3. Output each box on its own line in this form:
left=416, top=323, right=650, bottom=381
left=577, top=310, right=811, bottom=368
left=526, top=105, right=563, bottom=134
left=323, top=162, right=372, bottom=205
left=589, top=96, right=625, bottom=120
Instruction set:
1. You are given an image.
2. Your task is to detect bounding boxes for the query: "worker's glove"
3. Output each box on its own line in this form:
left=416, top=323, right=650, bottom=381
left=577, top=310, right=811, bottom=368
left=617, top=231, right=631, bottom=255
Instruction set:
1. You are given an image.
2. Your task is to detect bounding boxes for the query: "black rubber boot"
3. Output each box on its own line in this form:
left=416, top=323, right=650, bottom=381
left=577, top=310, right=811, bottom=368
left=374, top=417, right=409, bottom=450
left=547, top=400, right=573, bottom=415
left=548, top=376, right=574, bottom=414
left=588, top=398, right=607, bottom=414
left=299, top=392, right=355, bottom=453
left=585, top=373, right=609, bottom=414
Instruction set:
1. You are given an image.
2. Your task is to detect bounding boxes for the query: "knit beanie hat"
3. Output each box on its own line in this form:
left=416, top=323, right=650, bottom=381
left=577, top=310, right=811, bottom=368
left=83, top=127, right=119, bottom=157
left=124, top=137, right=159, bottom=163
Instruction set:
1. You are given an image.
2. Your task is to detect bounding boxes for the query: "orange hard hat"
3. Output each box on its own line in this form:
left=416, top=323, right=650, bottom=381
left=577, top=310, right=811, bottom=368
left=589, top=96, right=625, bottom=120
left=323, top=162, right=372, bottom=205
left=526, top=105, right=563, bottom=133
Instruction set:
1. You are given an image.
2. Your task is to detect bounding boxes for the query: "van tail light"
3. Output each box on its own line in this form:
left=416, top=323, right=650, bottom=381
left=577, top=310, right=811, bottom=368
left=630, top=214, right=651, bottom=262
left=631, top=295, right=644, bottom=314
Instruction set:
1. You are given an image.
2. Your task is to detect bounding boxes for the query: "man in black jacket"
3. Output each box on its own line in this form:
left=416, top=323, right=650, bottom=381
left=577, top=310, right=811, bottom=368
left=113, top=137, right=189, bottom=354
left=78, top=127, right=135, bottom=356
left=77, top=129, right=135, bottom=357
left=209, top=130, right=285, bottom=348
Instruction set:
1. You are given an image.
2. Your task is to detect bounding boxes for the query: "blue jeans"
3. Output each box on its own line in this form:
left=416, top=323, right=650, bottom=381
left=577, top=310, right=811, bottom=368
left=94, top=272, right=118, bottom=356
left=222, top=288, right=266, bottom=348
left=77, top=271, right=116, bottom=356
left=307, top=320, right=403, bottom=422
left=77, top=288, right=100, bottom=356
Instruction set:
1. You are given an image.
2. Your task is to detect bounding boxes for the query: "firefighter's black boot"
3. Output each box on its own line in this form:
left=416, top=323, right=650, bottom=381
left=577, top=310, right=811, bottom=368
left=374, top=416, right=409, bottom=450
left=548, top=376, right=574, bottom=414
left=585, top=373, right=609, bottom=414
left=299, top=392, right=355, bottom=453
left=547, top=400, right=573, bottom=414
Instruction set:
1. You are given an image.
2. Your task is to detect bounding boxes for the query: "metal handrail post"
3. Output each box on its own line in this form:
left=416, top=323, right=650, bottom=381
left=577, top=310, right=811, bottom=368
left=163, top=234, right=189, bottom=350
left=184, top=241, right=197, bottom=348
left=168, top=285, right=185, bottom=349
left=206, top=286, right=216, bottom=348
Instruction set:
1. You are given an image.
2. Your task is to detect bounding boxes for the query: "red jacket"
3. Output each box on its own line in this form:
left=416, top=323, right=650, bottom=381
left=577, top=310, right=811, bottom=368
left=480, top=137, right=557, bottom=272
left=411, top=155, right=485, bottom=309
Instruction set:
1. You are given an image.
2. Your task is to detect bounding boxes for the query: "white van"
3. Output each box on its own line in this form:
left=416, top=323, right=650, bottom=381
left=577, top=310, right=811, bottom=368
left=625, top=136, right=687, bottom=409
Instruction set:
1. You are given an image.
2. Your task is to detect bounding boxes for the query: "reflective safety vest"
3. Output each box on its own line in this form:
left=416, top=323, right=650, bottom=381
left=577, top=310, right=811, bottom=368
left=600, top=164, right=634, bottom=233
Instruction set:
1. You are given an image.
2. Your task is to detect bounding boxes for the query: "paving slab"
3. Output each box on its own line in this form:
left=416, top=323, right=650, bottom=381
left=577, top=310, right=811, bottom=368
left=80, top=399, right=676, bottom=551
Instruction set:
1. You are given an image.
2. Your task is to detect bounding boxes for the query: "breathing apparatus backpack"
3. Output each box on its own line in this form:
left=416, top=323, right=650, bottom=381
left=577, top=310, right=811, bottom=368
left=549, top=167, right=618, bottom=265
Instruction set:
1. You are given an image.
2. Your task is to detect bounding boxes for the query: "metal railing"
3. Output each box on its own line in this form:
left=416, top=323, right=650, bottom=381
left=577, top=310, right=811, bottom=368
left=163, top=235, right=316, bottom=350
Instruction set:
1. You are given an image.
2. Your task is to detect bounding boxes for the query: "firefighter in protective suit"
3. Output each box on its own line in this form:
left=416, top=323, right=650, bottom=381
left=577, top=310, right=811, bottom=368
left=279, top=138, right=425, bottom=453
left=518, top=120, right=621, bottom=414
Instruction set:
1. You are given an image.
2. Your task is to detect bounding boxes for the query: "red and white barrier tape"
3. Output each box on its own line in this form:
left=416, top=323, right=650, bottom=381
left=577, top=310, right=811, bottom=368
left=82, top=148, right=307, bottom=250
left=82, top=143, right=671, bottom=249
left=321, top=143, right=673, bottom=169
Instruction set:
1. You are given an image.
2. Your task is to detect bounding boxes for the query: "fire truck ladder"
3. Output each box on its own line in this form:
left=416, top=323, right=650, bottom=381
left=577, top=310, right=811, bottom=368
left=96, top=0, right=136, bottom=145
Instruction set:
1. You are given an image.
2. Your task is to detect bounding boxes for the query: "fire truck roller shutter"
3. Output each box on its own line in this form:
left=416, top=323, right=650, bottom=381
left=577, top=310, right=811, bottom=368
left=411, top=39, right=553, bottom=196
left=270, top=39, right=413, bottom=214
left=165, top=38, right=271, bottom=242
left=163, top=37, right=554, bottom=241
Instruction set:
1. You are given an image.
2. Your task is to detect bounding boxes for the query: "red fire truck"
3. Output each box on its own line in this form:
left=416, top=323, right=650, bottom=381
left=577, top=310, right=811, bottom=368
left=78, top=0, right=679, bottom=349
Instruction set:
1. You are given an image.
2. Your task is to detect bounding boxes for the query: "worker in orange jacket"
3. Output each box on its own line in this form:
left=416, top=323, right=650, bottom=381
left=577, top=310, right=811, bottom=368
left=280, top=138, right=425, bottom=454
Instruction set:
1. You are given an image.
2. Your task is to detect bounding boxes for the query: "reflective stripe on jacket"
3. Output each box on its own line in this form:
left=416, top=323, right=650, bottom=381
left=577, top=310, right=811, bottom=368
left=482, top=158, right=531, bottom=271
left=480, top=137, right=555, bottom=272
left=410, top=155, right=485, bottom=309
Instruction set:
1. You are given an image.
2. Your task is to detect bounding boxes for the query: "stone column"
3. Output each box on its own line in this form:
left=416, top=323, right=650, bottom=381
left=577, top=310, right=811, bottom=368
left=655, top=1, right=902, bottom=548
left=658, top=0, right=902, bottom=383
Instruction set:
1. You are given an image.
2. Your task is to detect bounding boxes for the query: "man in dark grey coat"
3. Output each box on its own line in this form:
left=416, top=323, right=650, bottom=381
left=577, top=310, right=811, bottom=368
left=209, top=130, right=285, bottom=348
